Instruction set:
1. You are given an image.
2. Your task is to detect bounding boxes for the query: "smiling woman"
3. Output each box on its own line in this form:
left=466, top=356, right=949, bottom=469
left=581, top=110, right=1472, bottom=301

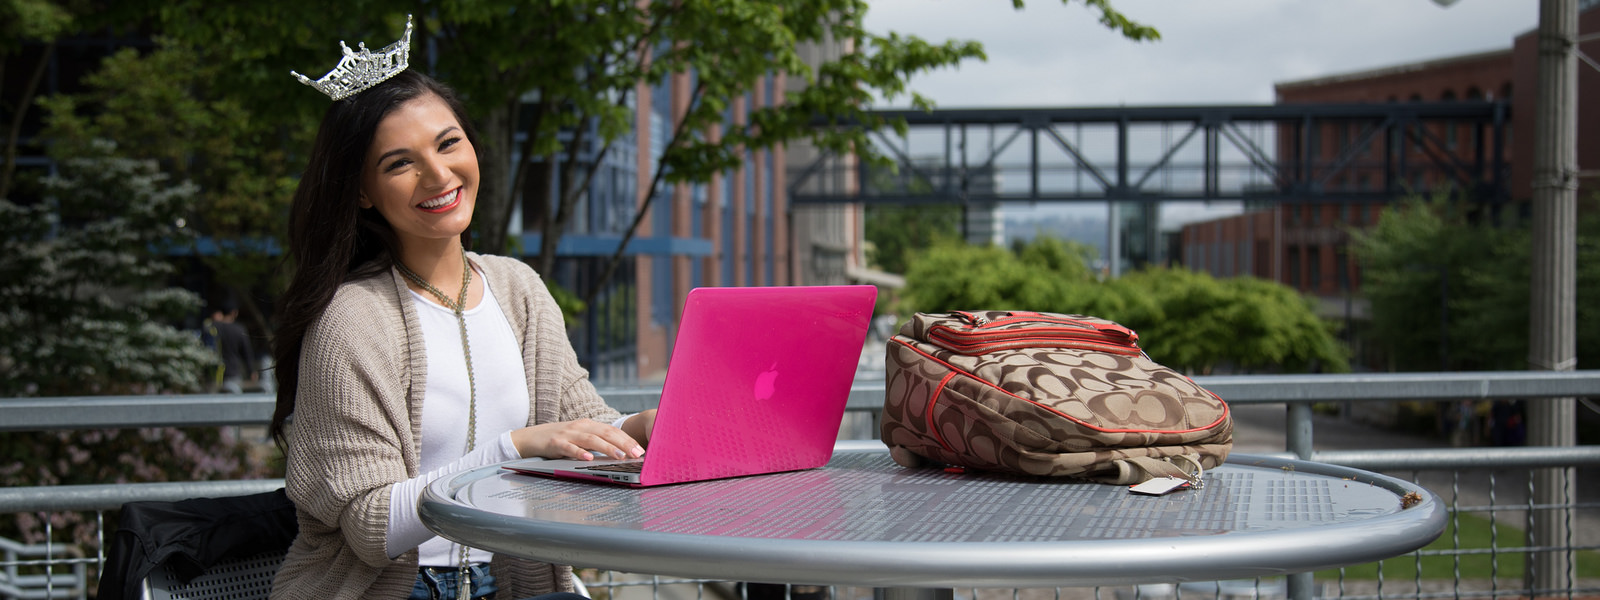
left=359, top=94, right=479, bottom=262
left=267, top=18, right=656, bottom=600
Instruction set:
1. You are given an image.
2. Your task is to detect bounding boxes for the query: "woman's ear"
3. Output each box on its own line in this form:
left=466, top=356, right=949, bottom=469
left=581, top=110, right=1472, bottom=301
left=358, top=192, right=373, bottom=209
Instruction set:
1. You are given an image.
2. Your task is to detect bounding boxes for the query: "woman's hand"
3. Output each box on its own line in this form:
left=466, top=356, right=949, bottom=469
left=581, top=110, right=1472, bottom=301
left=510, top=419, right=647, bottom=461
left=621, top=409, right=657, bottom=449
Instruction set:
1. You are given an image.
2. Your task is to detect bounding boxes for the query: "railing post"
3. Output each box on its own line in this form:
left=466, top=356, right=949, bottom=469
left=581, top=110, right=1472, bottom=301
left=1528, top=0, right=1580, bottom=594
left=1286, top=402, right=1313, bottom=460
left=1287, top=401, right=1315, bottom=600
left=875, top=588, right=952, bottom=600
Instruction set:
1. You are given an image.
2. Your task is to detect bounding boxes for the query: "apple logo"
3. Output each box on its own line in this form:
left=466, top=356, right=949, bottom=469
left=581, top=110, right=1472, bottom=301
left=753, top=362, right=779, bottom=400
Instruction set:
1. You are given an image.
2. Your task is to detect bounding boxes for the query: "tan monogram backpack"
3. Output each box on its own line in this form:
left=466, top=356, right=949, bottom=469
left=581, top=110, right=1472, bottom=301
left=882, top=310, right=1233, bottom=484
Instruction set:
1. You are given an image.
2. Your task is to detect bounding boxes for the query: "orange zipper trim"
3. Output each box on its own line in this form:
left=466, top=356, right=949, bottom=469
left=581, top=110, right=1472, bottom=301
left=927, top=371, right=960, bottom=452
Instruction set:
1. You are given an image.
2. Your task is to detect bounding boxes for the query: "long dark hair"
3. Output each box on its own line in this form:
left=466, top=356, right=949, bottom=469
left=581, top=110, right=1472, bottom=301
left=270, top=70, right=479, bottom=450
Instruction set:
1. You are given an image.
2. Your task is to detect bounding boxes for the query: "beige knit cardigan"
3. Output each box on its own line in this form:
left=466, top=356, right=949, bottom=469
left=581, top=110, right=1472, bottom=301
left=270, top=253, right=620, bottom=600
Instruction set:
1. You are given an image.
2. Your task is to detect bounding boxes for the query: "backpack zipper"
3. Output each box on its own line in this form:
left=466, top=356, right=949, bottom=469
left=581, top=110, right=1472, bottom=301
left=934, top=312, right=1140, bottom=355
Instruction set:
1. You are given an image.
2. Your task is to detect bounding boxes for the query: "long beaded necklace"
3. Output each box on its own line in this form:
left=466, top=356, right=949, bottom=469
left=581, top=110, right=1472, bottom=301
left=393, top=247, right=478, bottom=600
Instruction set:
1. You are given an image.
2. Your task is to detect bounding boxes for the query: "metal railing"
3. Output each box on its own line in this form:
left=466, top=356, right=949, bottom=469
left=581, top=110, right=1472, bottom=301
left=2, top=371, right=1598, bottom=600
left=0, top=536, right=87, bottom=600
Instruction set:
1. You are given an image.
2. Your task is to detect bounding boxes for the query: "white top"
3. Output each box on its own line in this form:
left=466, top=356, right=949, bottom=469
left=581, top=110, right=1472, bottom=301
left=384, top=271, right=634, bottom=565
left=387, top=272, right=529, bottom=565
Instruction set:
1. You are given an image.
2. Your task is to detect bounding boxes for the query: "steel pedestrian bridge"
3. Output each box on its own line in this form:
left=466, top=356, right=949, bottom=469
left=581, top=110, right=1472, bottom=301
left=788, top=101, right=1509, bottom=206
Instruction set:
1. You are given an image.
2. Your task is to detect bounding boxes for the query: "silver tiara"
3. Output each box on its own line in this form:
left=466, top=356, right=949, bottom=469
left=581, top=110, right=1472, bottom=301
left=291, top=15, right=413, bottom=101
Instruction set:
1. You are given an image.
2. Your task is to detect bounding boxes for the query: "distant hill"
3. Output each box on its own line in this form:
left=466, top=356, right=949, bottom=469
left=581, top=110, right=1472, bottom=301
left=1005, top=212, right=1108, bottom=260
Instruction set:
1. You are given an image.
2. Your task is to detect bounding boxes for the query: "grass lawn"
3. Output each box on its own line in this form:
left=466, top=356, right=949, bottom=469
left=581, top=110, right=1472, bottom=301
left=1316, top=512, right=1600, bottom=580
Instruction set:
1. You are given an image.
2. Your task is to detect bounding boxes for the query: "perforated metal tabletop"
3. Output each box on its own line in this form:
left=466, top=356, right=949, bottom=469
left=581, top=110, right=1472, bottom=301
left=419, top=445, right=1445, bottom=589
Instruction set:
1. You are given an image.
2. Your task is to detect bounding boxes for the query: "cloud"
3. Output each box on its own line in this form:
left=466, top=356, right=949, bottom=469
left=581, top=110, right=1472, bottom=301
left=859, top=0, right=1541, bottom=233
left=865, top=0, right=1538, bottom=108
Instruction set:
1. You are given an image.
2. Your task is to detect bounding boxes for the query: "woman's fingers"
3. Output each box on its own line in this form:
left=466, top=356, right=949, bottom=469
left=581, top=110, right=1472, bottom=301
left=512, top=420, right=646, bottom=460
left=563, top=427, right=638, bottom=460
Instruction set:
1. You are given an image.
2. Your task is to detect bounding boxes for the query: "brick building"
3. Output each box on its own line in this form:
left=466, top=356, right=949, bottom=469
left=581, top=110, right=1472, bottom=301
left=1180, top=6, right=1600, bottom=341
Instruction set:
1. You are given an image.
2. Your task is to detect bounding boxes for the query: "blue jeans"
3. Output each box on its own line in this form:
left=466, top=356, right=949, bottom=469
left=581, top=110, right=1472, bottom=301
left=411, top=564, right=590, bottom=600
left=412, top=563, right=497, bottom=600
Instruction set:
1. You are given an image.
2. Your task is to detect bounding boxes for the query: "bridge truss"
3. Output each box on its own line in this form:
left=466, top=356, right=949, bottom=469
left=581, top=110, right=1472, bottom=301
left=787, top=101, right=1509, bottom=206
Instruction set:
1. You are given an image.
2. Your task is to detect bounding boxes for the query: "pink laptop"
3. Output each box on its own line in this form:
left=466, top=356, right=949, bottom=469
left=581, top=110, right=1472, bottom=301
left=502, top=285, right=877, bottom=487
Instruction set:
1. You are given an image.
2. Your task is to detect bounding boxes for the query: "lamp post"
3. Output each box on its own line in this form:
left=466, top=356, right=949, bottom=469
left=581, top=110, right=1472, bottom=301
left=1433, top=0, right=1578, bottom=594
left=1526, top=0, right=1579, bottom=595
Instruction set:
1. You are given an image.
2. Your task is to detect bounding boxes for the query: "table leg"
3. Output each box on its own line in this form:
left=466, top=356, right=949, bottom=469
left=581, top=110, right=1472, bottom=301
left=1288, top=573, right=1315, bottom=600
left=874, top=588, right=953, bottom=600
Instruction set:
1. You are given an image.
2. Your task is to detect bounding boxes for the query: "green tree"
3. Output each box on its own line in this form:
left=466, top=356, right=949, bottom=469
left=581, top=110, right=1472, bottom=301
left=144, top=0, right=1155, bottom=309
left=898, top=238, right=1075, bottom=316
left=898, top=237, right=1345, bottom=374
left=1013, top=235, right=1099, bottom=283
left=1354, top=192, right=1600, bottom=372
left=1578, top=206, right=1600, bottom=370
left=864, top=204, right=963, bottom=274
left=0, top=0, right=75, bottom=199
left=899, top=236, right=1128, bottom=319
left=1355, top=193, right=1474, bottom=370
left=441, top=0, right=1155, bottom=303
left=38, top=41, right=299, bottom=335
left=0, top=144, right=212, bottom=396
left=8, top=0, right=1158, bottom=338
left=0, top=142, right=272, bottom=545
left=1118, top=268, right=1347, bottom=374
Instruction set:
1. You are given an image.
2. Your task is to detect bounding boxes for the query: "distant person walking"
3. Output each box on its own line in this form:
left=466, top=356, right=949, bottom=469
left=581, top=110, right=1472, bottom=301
left=203, top=300, right=255, bottom=393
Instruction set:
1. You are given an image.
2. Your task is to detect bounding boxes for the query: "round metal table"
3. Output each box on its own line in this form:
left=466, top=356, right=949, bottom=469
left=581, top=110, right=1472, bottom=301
left=419, top=444, right=1445, bottom=591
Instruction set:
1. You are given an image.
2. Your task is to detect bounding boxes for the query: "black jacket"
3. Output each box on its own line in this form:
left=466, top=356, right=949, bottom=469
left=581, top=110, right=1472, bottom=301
left=96, top=488, right=297, bottom=600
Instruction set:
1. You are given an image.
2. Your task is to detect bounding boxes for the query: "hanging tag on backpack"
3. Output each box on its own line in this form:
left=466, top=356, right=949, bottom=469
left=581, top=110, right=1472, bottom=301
left=1129, top=477, right=1192, bottom=496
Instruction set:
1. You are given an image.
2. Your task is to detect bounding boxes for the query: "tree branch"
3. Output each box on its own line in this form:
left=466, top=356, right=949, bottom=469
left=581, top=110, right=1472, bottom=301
left=2, top=42, right=55, bottom=200
left=581, top=76, right=708, bottom=309
left=514, top=97, right=554, bottom=257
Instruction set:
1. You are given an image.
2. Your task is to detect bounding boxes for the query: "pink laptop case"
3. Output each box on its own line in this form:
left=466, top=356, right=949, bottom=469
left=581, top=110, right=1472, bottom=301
left=630, top=285, right=876, bottom=486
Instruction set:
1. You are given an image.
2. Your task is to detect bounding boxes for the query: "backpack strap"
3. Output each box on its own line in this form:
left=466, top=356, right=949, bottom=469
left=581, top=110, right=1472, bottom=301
left=1102, top=454, right=1206, bottom=486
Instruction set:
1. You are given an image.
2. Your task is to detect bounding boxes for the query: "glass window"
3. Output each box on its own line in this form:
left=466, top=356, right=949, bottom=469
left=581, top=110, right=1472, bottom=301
left=651, top=186, right=673, bottom=325
left=746, top=215, right=756, bottom=284
left=723, top=198, right=735, bottom=284
left=745, top=147, right=755, bottom=212
left=1335, top=248, right=1350, bottom=292
left=691, top=184, right=704, bottom=238
left=1287, top=245, right=1302, bottom=290
left=1308, top=246, right=1322, bottom=291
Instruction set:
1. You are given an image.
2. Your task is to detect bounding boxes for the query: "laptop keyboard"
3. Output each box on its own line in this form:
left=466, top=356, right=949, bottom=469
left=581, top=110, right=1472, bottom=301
left=575, top=462, right=643, bottom=473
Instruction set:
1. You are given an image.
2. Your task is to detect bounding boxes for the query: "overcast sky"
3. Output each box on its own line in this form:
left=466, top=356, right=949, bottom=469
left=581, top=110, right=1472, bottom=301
left=863, top=0, right=1540, bottom=108
left=858, top=1, right=1542, bottom=229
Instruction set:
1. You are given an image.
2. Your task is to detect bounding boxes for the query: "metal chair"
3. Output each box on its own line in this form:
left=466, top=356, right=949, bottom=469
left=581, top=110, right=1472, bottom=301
left=136, top=540, right=589, bottom=600
left=116, top=488, right=586, bottom=600
left=141, top=550, right=285, bottom=600
left=97, top=490, right=296, bottom=600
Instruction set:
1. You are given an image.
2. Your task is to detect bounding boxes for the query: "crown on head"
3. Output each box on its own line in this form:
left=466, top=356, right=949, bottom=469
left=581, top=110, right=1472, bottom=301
left=291, top=15, right=413, bottom=101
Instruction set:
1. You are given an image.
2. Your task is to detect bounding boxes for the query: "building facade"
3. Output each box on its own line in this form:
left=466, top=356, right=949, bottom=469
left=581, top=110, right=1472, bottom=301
left=1177, top=6, right=1600, bottom=369
left=535, top=68, right=800, bottom=382
left=1178, top=45, right=1524, bottom=309
left=546, top=39, right=870, bottom=383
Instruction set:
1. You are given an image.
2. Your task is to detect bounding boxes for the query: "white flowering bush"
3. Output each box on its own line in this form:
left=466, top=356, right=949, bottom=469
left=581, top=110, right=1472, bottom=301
left=0, top=144, right=273, bottom=545
left=0, top=147, right=215, bottom=395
